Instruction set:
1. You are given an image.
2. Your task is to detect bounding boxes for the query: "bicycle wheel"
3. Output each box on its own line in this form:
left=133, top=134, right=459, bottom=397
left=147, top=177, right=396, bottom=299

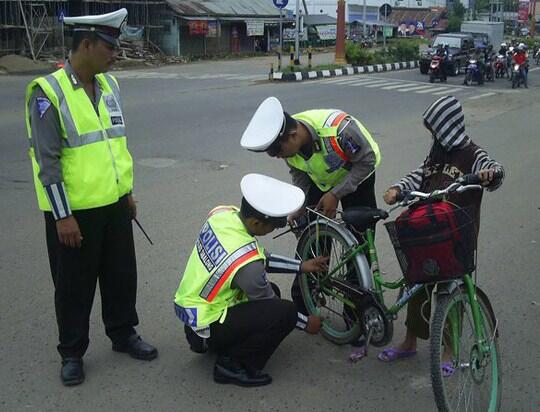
left=296, top=224, right=364, bottom=345
left=430, top=287, right=501, bottom=412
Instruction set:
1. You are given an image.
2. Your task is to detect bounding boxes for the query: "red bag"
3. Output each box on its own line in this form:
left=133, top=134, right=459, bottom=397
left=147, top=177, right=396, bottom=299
left=390, top=202, right=475, bottom=284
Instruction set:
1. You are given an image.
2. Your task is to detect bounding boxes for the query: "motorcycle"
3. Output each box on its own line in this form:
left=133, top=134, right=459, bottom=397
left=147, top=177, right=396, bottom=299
left=464, top=59, right=483, bottom=86
left=429, top=55, right=447, bottom=83
left=494, top=55, right=507, bottom=78
left=511, top=63, right=527, bottom=88
left=484, top=55, right=495, bottom=82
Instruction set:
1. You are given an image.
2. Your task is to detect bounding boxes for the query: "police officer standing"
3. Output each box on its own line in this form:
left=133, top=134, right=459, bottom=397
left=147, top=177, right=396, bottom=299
left=240, top=97, right=381, bottom=314
left=174, top=174, right=327, bottom=387
left=25, top=8, right=157, bottom=386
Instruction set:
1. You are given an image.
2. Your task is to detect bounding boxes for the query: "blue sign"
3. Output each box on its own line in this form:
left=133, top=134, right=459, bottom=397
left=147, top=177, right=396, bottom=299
left=58, top=9, right=65, bottom=22
left=273, top=0, right=289, bottom=9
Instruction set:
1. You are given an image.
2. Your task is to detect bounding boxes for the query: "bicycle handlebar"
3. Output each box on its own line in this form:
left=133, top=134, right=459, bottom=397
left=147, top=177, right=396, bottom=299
left=395, top=171, right=503, bottom=204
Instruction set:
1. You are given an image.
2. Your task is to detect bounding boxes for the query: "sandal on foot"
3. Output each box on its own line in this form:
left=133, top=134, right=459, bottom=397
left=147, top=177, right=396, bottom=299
left=377, top=347, right=417, bottom=362
left=442, top=362, right=456, bottom=378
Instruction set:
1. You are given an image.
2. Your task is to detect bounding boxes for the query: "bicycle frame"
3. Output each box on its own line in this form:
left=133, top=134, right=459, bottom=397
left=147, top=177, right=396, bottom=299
left=307, top=217, right=491, bottom=359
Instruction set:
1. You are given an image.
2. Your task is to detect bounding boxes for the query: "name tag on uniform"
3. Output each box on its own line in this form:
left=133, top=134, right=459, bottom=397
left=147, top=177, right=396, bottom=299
left=104, top=93, right=124, bottom=126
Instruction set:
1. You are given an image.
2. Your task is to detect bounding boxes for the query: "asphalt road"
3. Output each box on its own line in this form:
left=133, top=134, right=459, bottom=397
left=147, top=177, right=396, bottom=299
left=1, top=58, right=539, bottom=412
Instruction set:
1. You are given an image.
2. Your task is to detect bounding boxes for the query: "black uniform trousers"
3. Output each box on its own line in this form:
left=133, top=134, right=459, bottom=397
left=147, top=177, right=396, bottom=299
left=291, top=172, right=377, bottom=314
left=44, top=195, right=139, bottom=359
left=186, top=299, right=297, bottom=371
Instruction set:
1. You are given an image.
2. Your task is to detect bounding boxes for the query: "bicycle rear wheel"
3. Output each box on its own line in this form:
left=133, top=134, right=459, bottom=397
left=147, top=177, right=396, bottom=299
left=296, top=224, right=364, bottom=345
left=430, top=287, right=501, bottom=411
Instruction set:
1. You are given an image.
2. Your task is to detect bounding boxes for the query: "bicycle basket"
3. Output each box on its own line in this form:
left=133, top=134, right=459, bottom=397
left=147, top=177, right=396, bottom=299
left=384, top=203, right=477, bottom=284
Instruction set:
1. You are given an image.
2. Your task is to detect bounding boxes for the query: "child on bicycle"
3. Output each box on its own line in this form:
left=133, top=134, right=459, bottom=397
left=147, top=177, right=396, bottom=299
left=378, top=96, right=504, bottom=375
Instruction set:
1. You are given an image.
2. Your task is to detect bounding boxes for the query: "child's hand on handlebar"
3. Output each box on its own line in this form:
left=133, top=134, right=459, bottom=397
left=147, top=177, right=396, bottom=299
left=383, top=187, right=401, bottom=205
left=477, top=169, right=496, bottom=186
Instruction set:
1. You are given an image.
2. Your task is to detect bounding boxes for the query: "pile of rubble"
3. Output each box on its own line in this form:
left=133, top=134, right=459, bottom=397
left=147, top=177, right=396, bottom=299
left=116, top=40, right=188, bottom=67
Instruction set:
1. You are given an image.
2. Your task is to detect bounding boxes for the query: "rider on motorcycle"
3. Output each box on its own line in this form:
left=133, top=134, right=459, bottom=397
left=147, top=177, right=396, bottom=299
left=473, top=47, right=486, bottom=83
left=513, top=45, right=528, bottom=88
left=434, top=43, right=449, bottom=76
left=498, top=42, right=508, bottom=56
left=495, top=42, right=508, bottom=77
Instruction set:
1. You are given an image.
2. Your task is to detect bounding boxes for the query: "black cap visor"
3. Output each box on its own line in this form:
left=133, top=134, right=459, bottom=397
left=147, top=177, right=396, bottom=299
left=96, top=31, right=120, bottom=47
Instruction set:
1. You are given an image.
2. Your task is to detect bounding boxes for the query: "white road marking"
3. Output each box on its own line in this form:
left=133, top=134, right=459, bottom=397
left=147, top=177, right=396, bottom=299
left=466, top=92, right=497, bottom=100
left=396, top=85, right=437, bottom=92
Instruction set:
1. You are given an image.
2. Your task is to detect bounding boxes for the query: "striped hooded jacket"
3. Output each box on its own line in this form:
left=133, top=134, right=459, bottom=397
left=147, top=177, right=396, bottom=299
left=393, top=96, right=504, bottom=223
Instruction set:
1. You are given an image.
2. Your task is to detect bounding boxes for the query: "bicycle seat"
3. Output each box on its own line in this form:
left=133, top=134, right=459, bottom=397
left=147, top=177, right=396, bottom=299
left=342, top=207, right=389, bottom=231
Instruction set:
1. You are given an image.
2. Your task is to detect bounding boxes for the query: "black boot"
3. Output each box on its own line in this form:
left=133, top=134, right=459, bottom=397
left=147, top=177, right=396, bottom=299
left=112, top=334, right=158, bottom=360
left=61, top=358, right=84, bottom=386
left=213, top=356, right=272, bottom=387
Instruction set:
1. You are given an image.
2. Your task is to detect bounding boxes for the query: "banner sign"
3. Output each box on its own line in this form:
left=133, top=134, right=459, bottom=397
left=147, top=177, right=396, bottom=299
left=246, top=20, right=264, bottom=36
left=398, top=20, right=425, bottom=36
left=207, top=21, right=220, bottom=37
left=518, top=0, right=530, bottom=23
left=188, top=20, right=208, bottom=35
left=316, top=25, right=337, bottom=40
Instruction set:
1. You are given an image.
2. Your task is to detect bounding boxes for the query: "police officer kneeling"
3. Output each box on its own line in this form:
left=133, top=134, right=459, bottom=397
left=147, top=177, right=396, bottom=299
left=174, top=174, right=327, bottom=387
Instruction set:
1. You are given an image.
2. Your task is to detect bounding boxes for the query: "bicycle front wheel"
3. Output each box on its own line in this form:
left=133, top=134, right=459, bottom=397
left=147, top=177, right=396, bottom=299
left=296, top=224, right=364, bottom=345
left=430, top=287, right=501, bottom=412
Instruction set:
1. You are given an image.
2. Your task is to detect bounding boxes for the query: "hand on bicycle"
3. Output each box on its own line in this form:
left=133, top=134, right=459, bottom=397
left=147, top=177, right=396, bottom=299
left=383, top=187, right=401, bottom=205
left=287, top=207, right=305, bottom=225
left=316, top=191, right=338, bottom=218
left=477, top=169, right=497, bottom=186
left=300, top=256, right=329, bottom=273
left=305, top=315, right=322, bottom=334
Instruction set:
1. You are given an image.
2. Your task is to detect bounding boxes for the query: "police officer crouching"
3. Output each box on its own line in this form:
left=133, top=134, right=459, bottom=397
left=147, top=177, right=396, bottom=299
left=174, top=174, right=327, bottom=387
left=25, top=9, right=156, bottom=386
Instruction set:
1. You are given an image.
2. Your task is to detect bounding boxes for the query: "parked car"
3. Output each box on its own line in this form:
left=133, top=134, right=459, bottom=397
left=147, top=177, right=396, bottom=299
left=419, top=33, right=475, bottom=75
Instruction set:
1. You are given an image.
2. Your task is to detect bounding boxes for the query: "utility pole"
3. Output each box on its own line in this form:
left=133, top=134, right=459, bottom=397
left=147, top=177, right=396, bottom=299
left=295, top=0, right=300, bottom=64
left=531, top=0, right=537, bottom=36
left=335, top=0, right=346, bottom=65
left=363, top=0, right=367, bottom=37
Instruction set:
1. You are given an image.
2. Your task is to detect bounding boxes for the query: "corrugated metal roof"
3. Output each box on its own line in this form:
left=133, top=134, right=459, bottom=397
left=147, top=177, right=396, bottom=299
left=304, top=14, right=336, bottom=26
left=165, top=0, right=281, bottom=17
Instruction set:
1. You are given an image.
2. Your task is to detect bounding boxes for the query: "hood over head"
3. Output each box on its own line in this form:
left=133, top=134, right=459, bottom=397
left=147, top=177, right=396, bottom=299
left=422, top=96, right=470, bottom=151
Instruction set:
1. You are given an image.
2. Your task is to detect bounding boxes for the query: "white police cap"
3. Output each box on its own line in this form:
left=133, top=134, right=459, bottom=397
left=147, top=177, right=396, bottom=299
left=240, top=97, right=285, bottom=152
left=241, top=174, right=304, bottom=218
left=64, top=8, right=128, bottom=47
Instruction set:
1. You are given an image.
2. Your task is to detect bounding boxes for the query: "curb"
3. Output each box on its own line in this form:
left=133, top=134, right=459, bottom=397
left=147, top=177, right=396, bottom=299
left=272, top=60, right=419, bottom=81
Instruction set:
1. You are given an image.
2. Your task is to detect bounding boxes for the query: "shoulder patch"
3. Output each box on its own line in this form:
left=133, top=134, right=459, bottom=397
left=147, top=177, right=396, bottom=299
left=340, top=135, right=361, bottom=155
left=36, top=97, right=51, bottom=119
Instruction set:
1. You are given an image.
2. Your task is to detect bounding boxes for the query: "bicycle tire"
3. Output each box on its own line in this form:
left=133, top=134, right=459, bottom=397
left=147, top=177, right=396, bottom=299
left=296, top=224, right=364, bottom=345
left=430, top=287, right=501, bottom=412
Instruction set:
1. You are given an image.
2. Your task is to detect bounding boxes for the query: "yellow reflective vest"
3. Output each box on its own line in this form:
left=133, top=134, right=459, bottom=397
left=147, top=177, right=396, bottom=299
left=287, top=109, right=381, bottom=192
left=174, top=206, right=265, bottom=329
left=25, top=67, right=133, bottom=211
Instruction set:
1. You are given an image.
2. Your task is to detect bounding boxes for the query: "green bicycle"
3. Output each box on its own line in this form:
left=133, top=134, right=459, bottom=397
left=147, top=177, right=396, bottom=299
left=290, top=174, right=501, bottom=412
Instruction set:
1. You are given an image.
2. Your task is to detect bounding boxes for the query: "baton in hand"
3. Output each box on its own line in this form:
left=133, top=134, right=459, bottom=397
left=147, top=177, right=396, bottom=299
left=134, top=217, right=154, bottom=245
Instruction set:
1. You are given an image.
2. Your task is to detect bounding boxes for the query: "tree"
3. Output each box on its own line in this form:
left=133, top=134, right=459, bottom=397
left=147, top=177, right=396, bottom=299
left=475, top=0, right=490, bottom=12
left=448, top=15, right=463, bottom=32
left=452, top=1, right=466, bottom=19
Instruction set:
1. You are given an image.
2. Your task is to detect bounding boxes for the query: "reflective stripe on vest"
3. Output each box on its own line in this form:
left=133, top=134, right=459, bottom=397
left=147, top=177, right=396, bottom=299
left=174, top=207, right=265, bottom=327
left=38, top=74, right=126, bottom=148
left=327, top=112, right=349, bottom=162
left=26, top=68, right=133, bottom=211
left=199, top=241, right=259, bottom=301
left=288, top=109, right=381, bottom=191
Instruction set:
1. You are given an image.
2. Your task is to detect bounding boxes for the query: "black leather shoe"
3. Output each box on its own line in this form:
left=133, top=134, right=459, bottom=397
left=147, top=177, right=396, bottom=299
left=61, top=358, right=84, bottom=386
left=213, top=357, right=272, bottom=387
left=112, top=334, right=158, bottom=360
